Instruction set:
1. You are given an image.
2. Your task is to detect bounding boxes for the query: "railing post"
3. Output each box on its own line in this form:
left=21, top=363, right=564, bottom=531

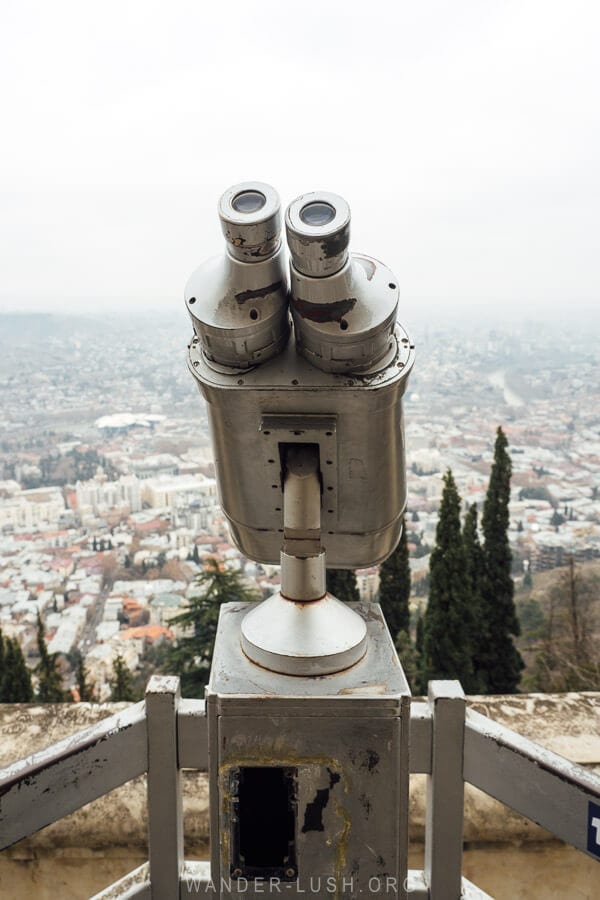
left=146, top=676, right=183, bottom=899
left=425, top=680, right=465, bottom=900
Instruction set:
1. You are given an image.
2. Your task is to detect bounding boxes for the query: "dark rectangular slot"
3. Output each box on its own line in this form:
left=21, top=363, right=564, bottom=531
left=231, top=766, right=297, bottom=880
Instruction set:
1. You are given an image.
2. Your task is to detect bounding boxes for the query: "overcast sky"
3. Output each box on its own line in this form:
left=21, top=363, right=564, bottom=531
left=1, top=0, right=599, bottom=323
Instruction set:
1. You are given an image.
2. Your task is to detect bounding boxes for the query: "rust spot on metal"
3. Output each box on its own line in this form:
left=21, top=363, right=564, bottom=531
left=234, top=281, right=283, bottom=305
left=294, top=297, right=357, bottom=323
left=362, top=750, right=380, bottom=773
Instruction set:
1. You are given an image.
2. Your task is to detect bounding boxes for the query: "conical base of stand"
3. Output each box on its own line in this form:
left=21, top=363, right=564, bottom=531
left=240, top=592, right=368, bottom=676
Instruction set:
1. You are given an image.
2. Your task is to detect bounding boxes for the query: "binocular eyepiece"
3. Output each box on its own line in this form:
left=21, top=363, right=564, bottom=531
left=218, top=182, right=282, bottom=262
left=185, top=182, right=400, bottom=375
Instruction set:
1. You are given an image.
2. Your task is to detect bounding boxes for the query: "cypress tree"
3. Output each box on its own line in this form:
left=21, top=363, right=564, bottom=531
left=479, top=427, right=524, bottom=693
left=0, top=631, right=34, bottom=703
left=415, top=610, right=425, bottom=692
left=378, top=518, right=411, bottom=637
left=462, top=504, right=486, bottom=693
left=8, top=639, right=34, bottom=702
left=110, top=654, right=137, bottom=702
left=326, top=569, right=360, bottom=603
left=76, top=656, right=95, bottom=702
left=36, top=612, right=64, bottom=702
left=394, top=629, right=419, bottom=692
left=165, top=558, right=258, bottom=697
left=421, top=470, right=474, bottom=687
left=1, top=638, right=15, bottom=702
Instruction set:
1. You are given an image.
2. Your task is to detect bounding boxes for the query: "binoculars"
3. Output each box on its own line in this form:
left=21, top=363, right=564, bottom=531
left=184, top=182, right=414, bottom=570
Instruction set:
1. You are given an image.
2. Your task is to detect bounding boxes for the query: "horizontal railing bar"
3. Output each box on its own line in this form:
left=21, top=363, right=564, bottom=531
left=409, top=702, right=432, bottom=774
left=90, top=862, right=151, bottom=899
left=0, top=702, right=147, bottom=850
left=464, top=708, right=600, bottom=860
left=177, top=698, right=208, bottom=770
left=461, top=876, right=494, bottom=898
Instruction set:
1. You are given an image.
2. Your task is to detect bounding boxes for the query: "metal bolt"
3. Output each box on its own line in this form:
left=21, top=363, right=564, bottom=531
left=285, top=867, right=296, bottom=878
left=232, top=868, right=243, bottom=878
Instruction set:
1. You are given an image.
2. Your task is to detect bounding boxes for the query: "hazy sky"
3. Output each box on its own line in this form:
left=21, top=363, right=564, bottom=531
left=1, top=1, right=599, bottom=321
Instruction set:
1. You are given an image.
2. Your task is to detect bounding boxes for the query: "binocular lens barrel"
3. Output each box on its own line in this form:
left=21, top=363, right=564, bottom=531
left=184, top=182, right=290, bottom=369
left=285, top=192, right=351, bottom=277
left=219, top=181, right=282, bottom=261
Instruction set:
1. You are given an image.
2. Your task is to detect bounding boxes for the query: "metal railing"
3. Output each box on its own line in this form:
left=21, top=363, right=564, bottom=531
left=1, top=676, right=599, bottom=899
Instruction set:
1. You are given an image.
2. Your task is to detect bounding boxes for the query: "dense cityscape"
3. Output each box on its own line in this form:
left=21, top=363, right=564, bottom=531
left=0, top=311, right=598, bottom=700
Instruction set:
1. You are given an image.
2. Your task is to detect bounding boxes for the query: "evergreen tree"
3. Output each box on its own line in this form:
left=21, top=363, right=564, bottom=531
left=415, top=610, right=425, bottom=692
left=165, top=558, right=258, bottom=697
left=395, top=629, right=419, bottom=693
left=7, top=638, right=34, bottom=702
left=36, top=612, right=64, bottom=702
left=192, top=544, right=200, bottom=565
left=462, top=504, right=486, bottom=693
left=110, top=654, right=137, bottom=702
left=421, top=470, right=475, bottom=688
left=479, top=427, right=524, bottom=693
left=378, top=518, right=411, bottom=637
left=76, top=655, right=95, bottom=702
left=326, top=569, right=360, bottom=602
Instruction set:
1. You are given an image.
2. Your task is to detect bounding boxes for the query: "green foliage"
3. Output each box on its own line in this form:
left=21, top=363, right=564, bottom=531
left=462, top=504, right=486, bottom=693
left=36, top=613, right=65, bottom=702
left=326, top=569, right=360, bottom=603
left=421, top=470, right=476, bottom=689
left=518, top=485, right=553, bottom=504
left=478, top=427, right=524, bottom=693
left=0, top=629, right=34, bottom=702
left=518, top=597, right=545, bottom=637
left=24, top=447, right=118, bottom=489
left=110, top=654, right=138, bottom=702
left=76, top=654, right=95, bottom=702
left=395, top=629, right=419, bottom=693
left=164, top=558, right=259, bottom=697
left=378, top=519, right=411, bottom=637
left=414, top=610, right=425, bottom=693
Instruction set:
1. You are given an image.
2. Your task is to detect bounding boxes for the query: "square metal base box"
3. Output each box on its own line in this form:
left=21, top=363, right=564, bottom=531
left=206, top=602, right=410, bottom=899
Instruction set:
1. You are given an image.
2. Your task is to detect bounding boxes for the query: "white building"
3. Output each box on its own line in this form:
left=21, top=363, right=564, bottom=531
left=76, top=475, right=142, bottom=517
left=0, top=487, right=65, bottom=530
left=141, top=473, right=217, bottom=510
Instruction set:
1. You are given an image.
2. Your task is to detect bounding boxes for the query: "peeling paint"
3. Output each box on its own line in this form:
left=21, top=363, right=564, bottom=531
left=294, top=297, right=357, bottom=323
left=234, top=281, right=283, bottom=305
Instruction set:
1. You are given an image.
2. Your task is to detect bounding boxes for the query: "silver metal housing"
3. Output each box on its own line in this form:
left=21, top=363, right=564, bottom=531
left=185, top=248, right=290, bottom=369
left=187, top=325, right=414, bottom=568
left=290, top=253, right=400, bottom=374
left=185, top=182, right=290, bottom=369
